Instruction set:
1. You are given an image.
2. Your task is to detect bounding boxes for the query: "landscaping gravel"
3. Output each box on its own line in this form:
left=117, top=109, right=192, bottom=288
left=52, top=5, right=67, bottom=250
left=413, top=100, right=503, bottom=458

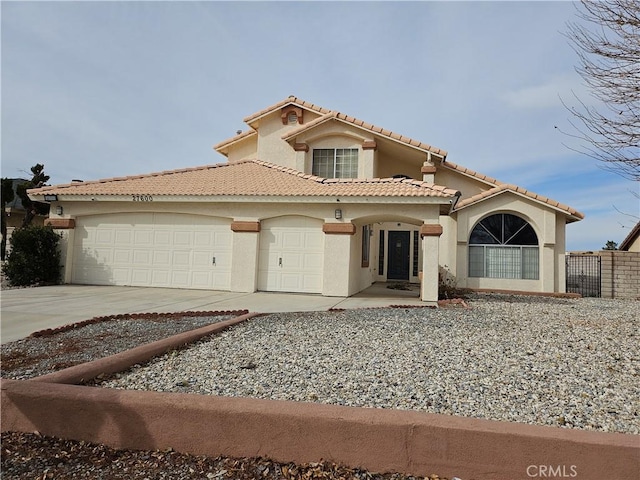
left=2, top=294, right=637, bottom=479
left=96, top=295, right=640, bottom=435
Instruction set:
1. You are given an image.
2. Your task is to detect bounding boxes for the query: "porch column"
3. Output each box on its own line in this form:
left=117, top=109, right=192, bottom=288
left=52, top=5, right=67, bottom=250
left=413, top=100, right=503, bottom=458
left=230, top=221, right=260, bottom=293
left=322, top=222, right=356, bottom=297
left=420, top=223, right=443, bottom=304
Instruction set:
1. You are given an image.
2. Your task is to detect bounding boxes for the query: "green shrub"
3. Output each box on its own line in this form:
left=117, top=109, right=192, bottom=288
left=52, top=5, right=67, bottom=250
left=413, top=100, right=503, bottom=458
left=3, top=225, right=62, bottom=287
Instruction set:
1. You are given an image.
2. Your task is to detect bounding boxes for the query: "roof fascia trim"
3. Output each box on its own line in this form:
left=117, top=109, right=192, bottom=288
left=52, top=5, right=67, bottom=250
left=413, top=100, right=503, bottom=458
left=453, top=187, right=584, bottom=221
left=31, top=194, right=455, bottom=205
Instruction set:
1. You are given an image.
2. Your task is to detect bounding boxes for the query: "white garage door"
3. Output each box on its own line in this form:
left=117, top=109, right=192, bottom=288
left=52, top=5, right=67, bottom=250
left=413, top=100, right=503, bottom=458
left=258, top=216, right=324, bottom=294
left=72, top=213, right=232, bottom=290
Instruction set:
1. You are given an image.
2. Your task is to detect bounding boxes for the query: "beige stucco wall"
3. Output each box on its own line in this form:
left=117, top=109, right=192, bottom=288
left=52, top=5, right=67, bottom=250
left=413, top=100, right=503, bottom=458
left=434, top=168, right=490, bottom=199
left=229, top=109, right=326, bottom=168
left=453, top=193, right=568, bottom=293
left=374, top=155, right=421, bottom=180
left=225, top=138, right=257, bottom=163
left=49, top=199, right=444, bottom=301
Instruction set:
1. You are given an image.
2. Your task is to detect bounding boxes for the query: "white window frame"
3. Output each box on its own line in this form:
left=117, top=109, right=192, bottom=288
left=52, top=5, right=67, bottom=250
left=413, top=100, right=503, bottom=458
left=312, top=148, right=358, bottom=179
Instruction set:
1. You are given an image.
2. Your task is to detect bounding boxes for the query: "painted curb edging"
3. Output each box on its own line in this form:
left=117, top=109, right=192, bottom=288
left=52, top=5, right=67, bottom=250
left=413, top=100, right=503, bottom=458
left=2, top=312, right=638, bottom=480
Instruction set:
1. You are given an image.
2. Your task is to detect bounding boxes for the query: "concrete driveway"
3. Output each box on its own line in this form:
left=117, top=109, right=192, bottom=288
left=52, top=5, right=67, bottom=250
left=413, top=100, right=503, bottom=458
left=0, top=283, right=423, bottom=344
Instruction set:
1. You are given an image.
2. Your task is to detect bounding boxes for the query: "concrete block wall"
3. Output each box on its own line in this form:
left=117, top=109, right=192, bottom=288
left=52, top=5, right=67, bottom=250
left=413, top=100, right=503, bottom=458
left=599, top=251, right=640, bottom=300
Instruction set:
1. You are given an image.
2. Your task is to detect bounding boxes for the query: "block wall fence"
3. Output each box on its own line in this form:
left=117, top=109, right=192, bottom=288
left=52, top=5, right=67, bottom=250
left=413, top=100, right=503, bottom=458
left=599, top=251, right=640, bottom=300
left=568, top=251, right=640, bottom=300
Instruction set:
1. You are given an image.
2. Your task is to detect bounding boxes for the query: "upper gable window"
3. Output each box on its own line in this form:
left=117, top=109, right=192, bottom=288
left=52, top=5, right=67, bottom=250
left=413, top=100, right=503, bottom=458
left=287, top=112, right=298, bottom=125
left=312, top=148, right=358, bottom=178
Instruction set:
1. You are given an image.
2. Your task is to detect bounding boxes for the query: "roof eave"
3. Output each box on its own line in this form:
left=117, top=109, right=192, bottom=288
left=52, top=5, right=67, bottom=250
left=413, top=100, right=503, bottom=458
left=452, top=188, right=584, bottom=221
left=30, top=193, right=457, bottom=205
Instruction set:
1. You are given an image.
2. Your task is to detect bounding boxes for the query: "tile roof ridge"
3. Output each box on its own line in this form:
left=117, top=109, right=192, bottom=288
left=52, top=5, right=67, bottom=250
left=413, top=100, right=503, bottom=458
left=454, top=183, right=584, bottom=219
left=281, top=112, right=338, bottom=140
left=281, top=108, right=447, bottom=157
left=29, top=163, right=228, bottom=193
left=247, top=159, right=326, bottom=183
left=441, top=160, right=503, bottom=186
left=243, top=95, right=332, bottom=124
left=213, top=129, right=257, bottom=151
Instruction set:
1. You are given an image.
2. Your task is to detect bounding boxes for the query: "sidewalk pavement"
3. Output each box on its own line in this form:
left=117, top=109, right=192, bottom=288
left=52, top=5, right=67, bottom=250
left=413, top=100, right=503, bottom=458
left=0, top=283, right=424, bottom=344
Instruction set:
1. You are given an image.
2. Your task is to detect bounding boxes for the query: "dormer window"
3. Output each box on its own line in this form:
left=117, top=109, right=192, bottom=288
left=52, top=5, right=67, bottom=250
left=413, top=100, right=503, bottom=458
left=312, top=148, right=358, bottom=178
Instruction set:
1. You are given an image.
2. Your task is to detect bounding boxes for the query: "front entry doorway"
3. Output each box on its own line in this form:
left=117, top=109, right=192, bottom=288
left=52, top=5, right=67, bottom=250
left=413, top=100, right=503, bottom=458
left=387, top=231, right=410, bottom=280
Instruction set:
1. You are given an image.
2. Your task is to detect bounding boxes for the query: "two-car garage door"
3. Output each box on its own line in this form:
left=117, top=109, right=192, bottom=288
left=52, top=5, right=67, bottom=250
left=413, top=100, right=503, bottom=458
left=72, top=213, right=324, bottom=294
left=72, top=213, right=232, bottom=290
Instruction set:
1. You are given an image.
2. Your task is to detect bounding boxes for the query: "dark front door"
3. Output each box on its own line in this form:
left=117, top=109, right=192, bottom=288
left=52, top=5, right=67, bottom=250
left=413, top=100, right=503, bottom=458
left=387, top=231, right=410, bottom=280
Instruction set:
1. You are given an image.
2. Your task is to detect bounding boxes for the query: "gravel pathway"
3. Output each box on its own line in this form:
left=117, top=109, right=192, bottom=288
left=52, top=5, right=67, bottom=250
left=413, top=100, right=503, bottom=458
left=95, top=295, right=639, bottom=435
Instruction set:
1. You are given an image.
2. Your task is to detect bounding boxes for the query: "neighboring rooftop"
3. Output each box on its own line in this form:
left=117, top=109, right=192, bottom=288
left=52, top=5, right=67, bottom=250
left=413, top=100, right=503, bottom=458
left=619, top=221, right=640, bottom=251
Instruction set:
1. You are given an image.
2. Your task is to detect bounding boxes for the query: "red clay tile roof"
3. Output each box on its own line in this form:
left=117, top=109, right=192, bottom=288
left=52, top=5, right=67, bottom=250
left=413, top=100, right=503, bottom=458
left=28, top=160, right=460, bottom=200
left=619, top=221, right=640, bottom=251
left=213, top=129, right=257, bottom=152
left=281, top=112, right=448, bottom=158
left=453, top=183, right=585, bottom=221
left=214, top=96, right=448, bottom=158
left=242, top=95, right=332, bottom=124
left=440, top=160, right=501, bottom=187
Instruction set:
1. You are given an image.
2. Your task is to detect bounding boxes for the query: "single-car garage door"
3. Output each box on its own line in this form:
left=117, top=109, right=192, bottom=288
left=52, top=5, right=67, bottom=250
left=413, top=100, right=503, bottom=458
left=72, top=213, right=232, bottom=290
left=258, top=216, right=324, bottom=293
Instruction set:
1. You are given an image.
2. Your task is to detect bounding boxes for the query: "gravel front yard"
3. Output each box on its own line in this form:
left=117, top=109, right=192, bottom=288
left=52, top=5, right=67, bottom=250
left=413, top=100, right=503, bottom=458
left=96, top=296, right=639, bottom=435
left=2, top=294, right=638, bottom=479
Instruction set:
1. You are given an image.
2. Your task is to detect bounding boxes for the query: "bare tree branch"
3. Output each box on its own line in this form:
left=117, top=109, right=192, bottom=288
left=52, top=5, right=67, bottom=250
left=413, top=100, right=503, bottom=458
left=563, top=0, right=640, bottom=181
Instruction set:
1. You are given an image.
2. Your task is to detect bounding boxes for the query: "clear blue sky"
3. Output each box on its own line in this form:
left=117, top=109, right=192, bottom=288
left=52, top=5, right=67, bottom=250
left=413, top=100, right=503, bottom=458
left=2, top=1, right=638, bottom=251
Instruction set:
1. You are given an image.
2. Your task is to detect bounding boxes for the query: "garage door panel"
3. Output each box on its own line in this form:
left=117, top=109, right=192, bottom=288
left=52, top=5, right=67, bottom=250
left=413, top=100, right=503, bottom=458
left=72, top=213, right=232, bottom=290
left=93, top=248, right=114, bottom=263
left=302, top=274, right=322, bottom=291
left=173, top=232, right=192, bottom=246
left=171, top=271, right=189, bottom=287
left=131, top=270, right=151, bottom=284
left=95, top=230, right=114, bottom=244
left=172, top=251, right=190, bottom=267
left=115, top=230, right=133, bottom=244
left=305, top=232, right=323, bottom=249
left=111, top=268, right=130, bottom=284
left=152, top=270, right=170, bottom=285
left=132, top=250, right=152, bottom=265
left=153, top=231, right=171, bottom=245
left=258, top=216, right=323, bottom=294
left=113, top=249, right=132, bottom=264
left=282, top=232, right=303, bottom=249
left=134, top=230, right=153, bottom=245
left=304, top=253, right=323, bottom=269
left=284, top=252, right=303, bottom=269
left=152, top=250, right=171, bottom=266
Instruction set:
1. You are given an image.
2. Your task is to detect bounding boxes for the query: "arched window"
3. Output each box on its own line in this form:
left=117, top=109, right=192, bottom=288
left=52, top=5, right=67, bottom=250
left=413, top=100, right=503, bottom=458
left=469, top=213, right=539, bottom=279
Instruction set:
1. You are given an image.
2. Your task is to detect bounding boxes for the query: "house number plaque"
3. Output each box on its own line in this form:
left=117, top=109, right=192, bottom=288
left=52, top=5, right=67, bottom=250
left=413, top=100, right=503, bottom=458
left=132, top=195, right=153, bottom=202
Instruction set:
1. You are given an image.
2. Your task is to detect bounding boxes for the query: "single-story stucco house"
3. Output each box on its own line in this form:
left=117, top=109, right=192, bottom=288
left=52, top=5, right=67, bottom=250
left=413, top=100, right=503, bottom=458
left=28, top=96, right=583, bottom=303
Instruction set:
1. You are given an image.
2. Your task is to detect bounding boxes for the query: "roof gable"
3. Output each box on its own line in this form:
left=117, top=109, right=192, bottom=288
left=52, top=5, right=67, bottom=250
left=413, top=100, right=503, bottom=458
left=242, top=95, right=331, bottom=126
left=452, top=183, right=584, bottom=221
left=281, top=111, right=448, bottom=159
left=214, top=95, right=448, bottom=159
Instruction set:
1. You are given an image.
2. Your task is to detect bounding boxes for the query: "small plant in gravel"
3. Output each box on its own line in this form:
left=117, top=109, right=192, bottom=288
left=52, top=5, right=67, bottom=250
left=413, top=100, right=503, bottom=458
left=438, top=265, right=471, bottom=300
left=2, top=225, right=62, bottom=287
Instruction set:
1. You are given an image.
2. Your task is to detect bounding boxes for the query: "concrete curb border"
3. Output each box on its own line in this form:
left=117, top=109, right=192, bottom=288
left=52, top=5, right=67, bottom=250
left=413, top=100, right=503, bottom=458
left=2, top=312, right=639, bottom=480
